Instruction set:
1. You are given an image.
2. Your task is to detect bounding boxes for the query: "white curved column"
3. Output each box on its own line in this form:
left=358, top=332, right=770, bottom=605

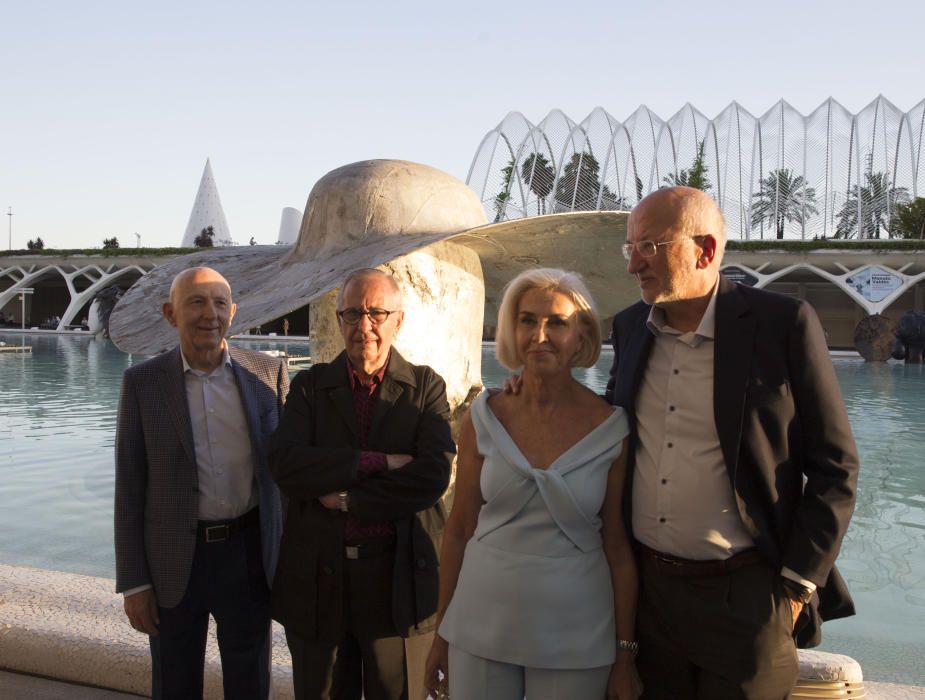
left=57, top=265, right=148, bottom=328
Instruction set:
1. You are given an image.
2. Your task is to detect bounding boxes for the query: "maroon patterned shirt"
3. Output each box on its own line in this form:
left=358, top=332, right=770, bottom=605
left=345, top=358, right=396, bottom=542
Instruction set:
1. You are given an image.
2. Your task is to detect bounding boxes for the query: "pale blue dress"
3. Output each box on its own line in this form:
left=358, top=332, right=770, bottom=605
left=439, top=390, right=629, bottom=669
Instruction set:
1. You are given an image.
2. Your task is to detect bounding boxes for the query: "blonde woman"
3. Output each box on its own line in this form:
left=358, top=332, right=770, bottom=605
left=425, top=269, right=640, bottom=700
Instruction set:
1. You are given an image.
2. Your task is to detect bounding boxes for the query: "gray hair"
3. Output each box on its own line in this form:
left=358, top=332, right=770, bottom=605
left=335, top=268, right=403, bottom=308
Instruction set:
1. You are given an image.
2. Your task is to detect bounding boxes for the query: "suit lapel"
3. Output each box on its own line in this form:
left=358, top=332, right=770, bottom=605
left=158, top=347, right=197, bottom=467
left=370, top=350, right=414, bottom=444
left=230, top=349, right=262, bottom=454
left=318, top=354, right=358, bottom=439
left=615, top=306, right=655, bottom=419
left=713, top=279, right=755, bottom=482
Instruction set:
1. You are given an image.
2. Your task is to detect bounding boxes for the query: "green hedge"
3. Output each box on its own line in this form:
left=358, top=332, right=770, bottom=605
left=3, top=247, right=200, bottom=257
left=727, top=239, right=925, bottom=252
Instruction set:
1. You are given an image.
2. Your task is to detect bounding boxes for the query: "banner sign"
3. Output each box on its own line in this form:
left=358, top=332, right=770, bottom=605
left=721, top=266, right=759, bottom=287
left=845, top=266, right=904, bottom=302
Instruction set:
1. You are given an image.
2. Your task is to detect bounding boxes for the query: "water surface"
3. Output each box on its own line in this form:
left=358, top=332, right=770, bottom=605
left=1, top=333, right=923, bottom=683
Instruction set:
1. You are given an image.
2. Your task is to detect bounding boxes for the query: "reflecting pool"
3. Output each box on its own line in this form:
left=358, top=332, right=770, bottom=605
left=1, top=333, right=923, bottom=684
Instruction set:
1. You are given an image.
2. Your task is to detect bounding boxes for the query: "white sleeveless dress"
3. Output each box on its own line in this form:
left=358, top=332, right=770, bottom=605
left=439, top=391, right=629, bottom=669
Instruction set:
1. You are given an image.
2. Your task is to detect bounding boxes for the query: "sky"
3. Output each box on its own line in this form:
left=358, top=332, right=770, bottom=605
left=2, top=0, right=924, bottom=250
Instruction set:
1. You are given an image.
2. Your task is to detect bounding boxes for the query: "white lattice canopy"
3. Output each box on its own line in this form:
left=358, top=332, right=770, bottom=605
left=468, top=96, right=925, bottom=240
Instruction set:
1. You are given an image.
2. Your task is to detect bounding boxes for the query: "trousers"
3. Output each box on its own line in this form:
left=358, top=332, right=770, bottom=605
left=636, top=554, right=799, bottom=699
left=448, top=645, right=611, bottom=700
left=286, top=548, right=409, bottom=700
left=150, top=516, right=271, bottom=700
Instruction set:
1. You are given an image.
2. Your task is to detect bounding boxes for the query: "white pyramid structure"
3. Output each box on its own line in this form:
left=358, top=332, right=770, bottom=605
left=277, top=207, right=302, bottom=245
left=180, top=158, right=233, bottom=247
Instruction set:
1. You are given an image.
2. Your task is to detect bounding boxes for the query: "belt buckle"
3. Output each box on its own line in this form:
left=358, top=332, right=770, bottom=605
left=345, top=545, right=360, bottom=560
left=205, top=524, right=229, bottom=543
left=655, top=552, right=680, bottom=567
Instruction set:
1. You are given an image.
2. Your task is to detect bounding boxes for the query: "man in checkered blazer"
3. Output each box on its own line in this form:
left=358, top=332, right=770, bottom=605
left=115, top=266, right=288, bottom=699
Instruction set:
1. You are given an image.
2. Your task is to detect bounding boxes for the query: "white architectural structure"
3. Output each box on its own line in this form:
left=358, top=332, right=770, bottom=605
left=180, top=159, right=233, bottom=247
left=277, top=207, right=302, bottom=245
left=0, top=256, right=167, bottom=331
left=468, top=96, right=925, bottom=241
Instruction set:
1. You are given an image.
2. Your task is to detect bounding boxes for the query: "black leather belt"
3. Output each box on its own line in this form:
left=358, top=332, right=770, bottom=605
left=639, top=543, right=766, bottom=577
left=344, top=538, right=396, bottom=560
left=198, top=507, right=259, bottom=543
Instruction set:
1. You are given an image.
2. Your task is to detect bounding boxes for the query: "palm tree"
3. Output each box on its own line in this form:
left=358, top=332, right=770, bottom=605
left=663, top=141, right=711, bottom=192
left=492, top=158, right=516, bottom=222
left=520, top=153, right=554, bottom=215
left=555, top=151, right=604, bottom=211
left=890, top=197, right=925, bottom=239
left=836, top=164, right=910, bottom=239
left=750, top=169, right=818, bottom=240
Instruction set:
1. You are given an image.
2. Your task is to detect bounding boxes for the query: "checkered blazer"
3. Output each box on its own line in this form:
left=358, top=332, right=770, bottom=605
left=114, top=345, right=289, bottom=608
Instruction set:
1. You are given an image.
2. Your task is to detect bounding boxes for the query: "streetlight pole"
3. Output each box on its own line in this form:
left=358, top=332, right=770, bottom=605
left=18, top=288, right=34, bottom=330
left=7, top=206, right=12, bottom=251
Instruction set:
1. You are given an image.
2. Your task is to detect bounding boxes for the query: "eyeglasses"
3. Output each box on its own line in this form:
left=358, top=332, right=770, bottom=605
left=336, top=308, right=400, bottom=325
left=621, top=236, right=704, bottom=261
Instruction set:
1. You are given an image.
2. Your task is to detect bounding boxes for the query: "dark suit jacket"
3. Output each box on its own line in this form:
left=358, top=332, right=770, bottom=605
left=114, top=346, right=288, bottom=608
left=268, top=349, right=455, bottom=642
left=605, top=277, right=860, bottom=647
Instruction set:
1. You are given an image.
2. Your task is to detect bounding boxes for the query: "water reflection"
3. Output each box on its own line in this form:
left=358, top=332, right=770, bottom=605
left=1, top=335, right=924, bottom=683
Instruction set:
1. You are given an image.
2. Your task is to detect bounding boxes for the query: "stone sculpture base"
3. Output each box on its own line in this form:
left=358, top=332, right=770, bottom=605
left=854, top=314, right=897, bottom=362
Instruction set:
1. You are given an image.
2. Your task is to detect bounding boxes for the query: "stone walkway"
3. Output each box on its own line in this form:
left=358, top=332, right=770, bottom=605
left=2, top=670, right=925, bottom=699
left=2, top=565, right=923, bottom=699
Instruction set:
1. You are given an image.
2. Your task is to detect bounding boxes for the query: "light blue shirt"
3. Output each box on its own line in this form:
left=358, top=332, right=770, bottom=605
left=181, top=346, right=258, bottom=521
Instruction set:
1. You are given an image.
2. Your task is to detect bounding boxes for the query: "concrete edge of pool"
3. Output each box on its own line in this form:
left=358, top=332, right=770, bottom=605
left=0, top=564, right=295, bottom=699
left=1, top=563, right=923, bottom=699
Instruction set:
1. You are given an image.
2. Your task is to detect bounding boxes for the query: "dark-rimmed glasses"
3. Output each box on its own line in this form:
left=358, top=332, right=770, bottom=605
left=336, top=308, right=400, bottom=325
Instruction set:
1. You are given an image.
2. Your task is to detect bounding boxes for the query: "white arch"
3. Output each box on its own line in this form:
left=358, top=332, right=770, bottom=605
left=58, top=265, right=149, bottom=329
left=0, top=262, right=151, bottom=329
left=721, top=262, right=925, bottom=316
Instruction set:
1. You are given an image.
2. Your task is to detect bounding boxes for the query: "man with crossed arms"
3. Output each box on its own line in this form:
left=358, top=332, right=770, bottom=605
left=269, top=268, right=454, bottom=700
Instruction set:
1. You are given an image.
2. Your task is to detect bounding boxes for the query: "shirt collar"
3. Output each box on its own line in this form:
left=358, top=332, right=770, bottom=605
left=347, top=351, right=390, bottom=389
left=181, top=344, right=232, bottom=376
left=646, top=277, right=720, bottom=344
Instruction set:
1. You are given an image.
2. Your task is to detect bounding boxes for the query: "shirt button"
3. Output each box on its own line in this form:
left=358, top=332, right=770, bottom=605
left=321, top=565, right=334, bottom=576
left=659, top=517, right=666, bottom=523
left=673, top=369, right=679, bottom=375
left=209, top=409, right=215, bottom=414
left=669, top=405, right=675, bottom=412
left=667, top=442, right=673, bottom=448
left=661, top=478, right=667, bottom=485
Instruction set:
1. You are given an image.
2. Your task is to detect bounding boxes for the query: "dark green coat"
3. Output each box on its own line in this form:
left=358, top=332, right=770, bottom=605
left=268, top=349, right=455, bottom=641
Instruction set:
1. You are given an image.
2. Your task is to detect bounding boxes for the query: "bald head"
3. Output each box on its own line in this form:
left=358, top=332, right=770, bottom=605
left=168, top=266, right=233, bottom=305
left=625, top=187, right=725, bottom=328
left=631, top=187, right=726, bottom=262
left=163, top=266, right=236, bottom=371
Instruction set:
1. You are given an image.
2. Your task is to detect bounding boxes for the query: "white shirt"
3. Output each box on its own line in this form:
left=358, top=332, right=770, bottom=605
left=123, top=346, right=258, bottom=598
left=631, top=282, right=815, bottom=590
left=632, top=282, right=755, bottom=560
left=181, top=347, right=258, bottom=520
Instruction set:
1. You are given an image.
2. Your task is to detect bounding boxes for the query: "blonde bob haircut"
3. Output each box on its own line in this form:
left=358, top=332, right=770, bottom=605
left=495, top=268, right=602, bottom=371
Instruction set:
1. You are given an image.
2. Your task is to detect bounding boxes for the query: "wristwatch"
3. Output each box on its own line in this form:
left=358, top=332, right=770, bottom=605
left=616, top=639, right=639, bottom=654
left=781, top=578, right=813, bottom=605
left=337, top=491, right=349, bottom=513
